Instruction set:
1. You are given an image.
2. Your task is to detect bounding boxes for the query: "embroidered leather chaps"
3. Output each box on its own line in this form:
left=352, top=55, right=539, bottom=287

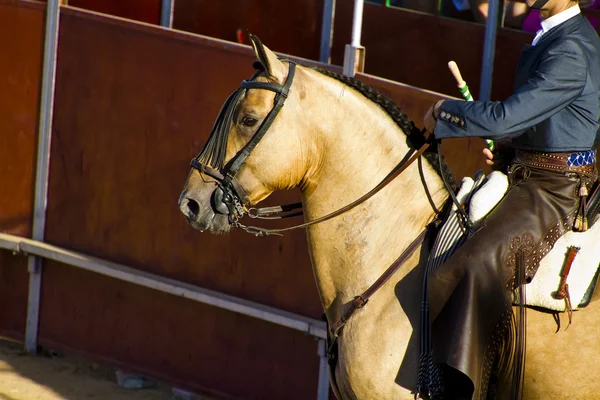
left=427, top=162, right=593, bottom=400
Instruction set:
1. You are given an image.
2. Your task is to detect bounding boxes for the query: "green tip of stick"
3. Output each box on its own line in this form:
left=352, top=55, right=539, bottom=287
left=459, top=85, right=473, bottom=101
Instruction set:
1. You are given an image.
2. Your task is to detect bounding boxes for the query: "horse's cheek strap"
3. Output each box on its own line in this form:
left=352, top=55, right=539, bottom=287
left=230, top=177, right=251, bottom=207
left=226, top=63, right=296, bottom=178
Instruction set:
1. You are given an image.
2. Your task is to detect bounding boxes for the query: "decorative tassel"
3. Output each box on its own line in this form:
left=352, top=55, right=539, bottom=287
left=556, top=246, right=579, bottom=330
left=574, top=184, right=589, bottom=232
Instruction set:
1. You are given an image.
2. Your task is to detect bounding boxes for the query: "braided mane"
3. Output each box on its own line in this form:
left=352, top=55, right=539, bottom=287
left=314, top=67, right=458, bottom=192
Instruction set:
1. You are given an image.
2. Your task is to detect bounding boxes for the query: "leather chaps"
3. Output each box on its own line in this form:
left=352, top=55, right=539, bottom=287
left=427, top=157, right=597, bottom=400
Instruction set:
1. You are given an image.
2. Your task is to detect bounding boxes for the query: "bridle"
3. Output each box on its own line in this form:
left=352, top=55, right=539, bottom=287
left=191, top=60, right=439, bottom=237
left=189, top=58, right=466, bottom=350
left=190, top=61, right=296, bottom=228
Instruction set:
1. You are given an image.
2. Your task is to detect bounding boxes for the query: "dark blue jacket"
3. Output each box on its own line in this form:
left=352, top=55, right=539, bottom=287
left=434, top=13, right=600, bottom=152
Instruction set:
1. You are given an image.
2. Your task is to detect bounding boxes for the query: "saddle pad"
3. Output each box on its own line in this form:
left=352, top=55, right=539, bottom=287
left=461, top=171, right=600, bottom=312
left=520, top=221, right=600, bottom=311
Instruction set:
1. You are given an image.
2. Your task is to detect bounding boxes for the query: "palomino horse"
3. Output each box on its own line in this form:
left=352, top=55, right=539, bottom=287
left=179, top=37, right=600, bottom=399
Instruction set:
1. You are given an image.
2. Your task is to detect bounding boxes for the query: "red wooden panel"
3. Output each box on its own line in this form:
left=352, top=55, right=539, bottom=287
left=35, top=0, right=162, bottom=24
left=38, top=261, right=320, bottom=400
left=171, top=0, right=535, bottom=101
left=0, top=252, right=29, bottom=340
left=0, top=0, right=44, bottom=339
left=172, top=0, right=323, bottom=61
left=42, top=7, right=322, bottom=399
left=67, top=0, right=161, bottom=24
left=47, top=10, right=320, bottom=319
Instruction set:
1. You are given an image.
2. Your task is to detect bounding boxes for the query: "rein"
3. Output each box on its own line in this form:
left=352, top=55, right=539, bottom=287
left=191, top=58, right=448, bottom=346
left=237, top=137, right=435, bottom=236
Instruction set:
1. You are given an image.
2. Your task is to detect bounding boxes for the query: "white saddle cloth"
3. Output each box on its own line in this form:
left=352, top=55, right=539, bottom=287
left=458, top=171, right=600, bottom=312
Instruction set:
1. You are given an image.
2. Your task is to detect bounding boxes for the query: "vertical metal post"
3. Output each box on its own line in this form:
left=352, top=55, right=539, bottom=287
left=349, top=0, right=364, bottom=49
left=319, top=0, right=336, bottom=64
left=160, top=0, right=174, bottom=28
left=343, top=0, right=366, bottom=77
left=479, top=0, right=499, bottom=101
left=316, top=339, right=330, bottom=400
left=25, top=0, right=61, bottom=353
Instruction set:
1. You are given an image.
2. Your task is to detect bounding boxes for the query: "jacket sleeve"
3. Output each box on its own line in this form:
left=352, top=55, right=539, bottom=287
left=434, top=39, right=587, bottom=141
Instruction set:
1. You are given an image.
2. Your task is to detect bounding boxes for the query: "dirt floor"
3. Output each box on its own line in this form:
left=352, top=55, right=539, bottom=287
left=0, top=338, right=213, bottom=400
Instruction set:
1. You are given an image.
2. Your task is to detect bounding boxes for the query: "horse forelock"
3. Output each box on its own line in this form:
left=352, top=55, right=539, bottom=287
left=312, top=66, right=458, bottom=193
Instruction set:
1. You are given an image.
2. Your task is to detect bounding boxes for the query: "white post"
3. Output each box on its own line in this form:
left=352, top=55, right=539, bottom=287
left=343, top=0, right=366, bottom=77
left=350, top=0, right=364, bottom=48
left=25, top=0, right=61, bottom=353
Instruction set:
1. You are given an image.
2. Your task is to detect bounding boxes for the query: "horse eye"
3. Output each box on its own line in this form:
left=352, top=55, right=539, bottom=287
left=241, top=116, right=258, bottom=127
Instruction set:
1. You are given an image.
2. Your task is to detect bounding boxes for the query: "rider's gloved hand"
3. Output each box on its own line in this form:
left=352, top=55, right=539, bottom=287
left=483, top=140, right=514, bottom=172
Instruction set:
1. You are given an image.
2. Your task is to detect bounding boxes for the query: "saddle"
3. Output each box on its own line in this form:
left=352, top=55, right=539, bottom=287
left=454, top=171, right=600, bottom=312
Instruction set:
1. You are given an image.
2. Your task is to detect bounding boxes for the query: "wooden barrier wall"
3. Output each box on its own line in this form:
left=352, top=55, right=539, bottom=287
left=0, top=0, right=41, bottom=340
left=42, top=0, right=600, bottom=101
left=40, top=0, right=162, bottom=23
left=170, top=0, right=534, bottom=100
left=39, top=5, right=323, bottom=399
left=55, top=0, right=533, bottom=99
left=0, top=2, right=490, bottom=398
left=3, top=1, right=597, bottom=399
left=172, top=0, right=324, bottom=62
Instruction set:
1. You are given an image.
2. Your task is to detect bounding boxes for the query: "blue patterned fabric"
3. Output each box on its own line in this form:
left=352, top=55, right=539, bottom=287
left=567, top=149, right=597, bottom=167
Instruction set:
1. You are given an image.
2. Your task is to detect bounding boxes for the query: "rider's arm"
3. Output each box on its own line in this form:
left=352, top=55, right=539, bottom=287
left=433, top=39, right=587, bottom=141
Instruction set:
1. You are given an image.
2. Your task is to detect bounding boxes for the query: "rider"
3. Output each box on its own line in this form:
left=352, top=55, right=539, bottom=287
left=423, top=0, right=600, bottom=396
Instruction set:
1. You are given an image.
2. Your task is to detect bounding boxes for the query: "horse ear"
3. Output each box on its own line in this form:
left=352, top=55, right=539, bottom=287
left=249, top=34, right=287, bottom=84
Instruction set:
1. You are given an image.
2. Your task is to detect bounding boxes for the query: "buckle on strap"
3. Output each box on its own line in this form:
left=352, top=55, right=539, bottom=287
left=351, top=295, right=368, bottom=309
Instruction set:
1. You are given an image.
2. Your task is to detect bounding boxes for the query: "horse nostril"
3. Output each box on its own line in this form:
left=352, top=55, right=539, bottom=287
left=185, top=198, right=200, bottom=219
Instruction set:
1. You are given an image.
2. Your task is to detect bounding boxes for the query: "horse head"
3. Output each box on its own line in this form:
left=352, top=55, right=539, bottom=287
left=179, top=36, right=313, bottom=233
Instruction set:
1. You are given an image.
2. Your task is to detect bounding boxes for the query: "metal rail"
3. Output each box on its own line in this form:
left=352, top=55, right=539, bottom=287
left=26, top=0, right=61, bottom=354
left=2, top=234, right=327, bottom=339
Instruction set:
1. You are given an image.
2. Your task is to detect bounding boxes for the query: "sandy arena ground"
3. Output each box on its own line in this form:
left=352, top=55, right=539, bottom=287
left=0, top=338, right=213, bottom=400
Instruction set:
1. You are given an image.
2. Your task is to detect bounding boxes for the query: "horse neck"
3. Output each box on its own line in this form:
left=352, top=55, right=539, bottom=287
left=299, top=70, right=448, bottom=310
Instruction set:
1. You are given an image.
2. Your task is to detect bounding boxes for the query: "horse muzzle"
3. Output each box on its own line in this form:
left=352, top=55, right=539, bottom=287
left=178, top=189, right=231, bottom=233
